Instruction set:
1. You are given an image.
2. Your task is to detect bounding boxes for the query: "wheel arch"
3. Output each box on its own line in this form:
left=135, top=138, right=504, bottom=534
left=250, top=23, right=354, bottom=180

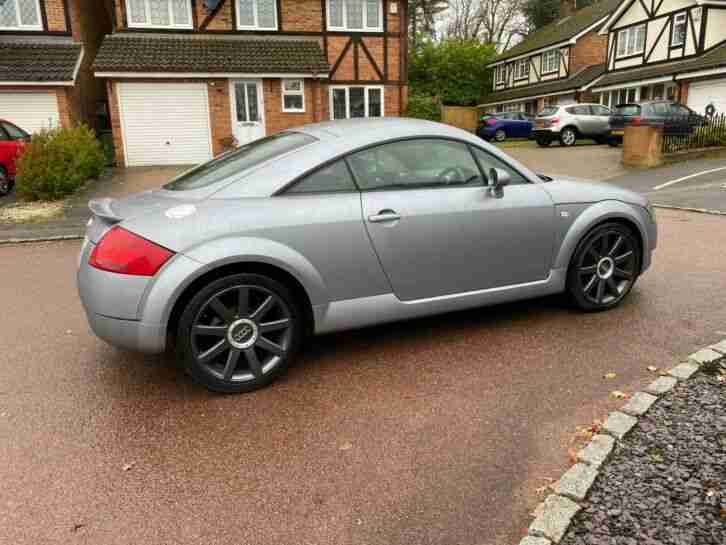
left=554, top=202, right=648, bottom=274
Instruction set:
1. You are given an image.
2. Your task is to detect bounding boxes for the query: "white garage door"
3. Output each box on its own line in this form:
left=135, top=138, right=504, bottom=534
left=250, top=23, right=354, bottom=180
left=118, top=82, right=213, bottom=167
left=0, top=92, right=59, bottom=133
left=687, top=79, right=726, bottom=115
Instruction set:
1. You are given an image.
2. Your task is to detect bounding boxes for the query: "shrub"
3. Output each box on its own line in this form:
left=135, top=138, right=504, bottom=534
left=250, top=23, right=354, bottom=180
left=404, top=93, right=441, bottom=121
left=15, top=124, right=105, bottom=201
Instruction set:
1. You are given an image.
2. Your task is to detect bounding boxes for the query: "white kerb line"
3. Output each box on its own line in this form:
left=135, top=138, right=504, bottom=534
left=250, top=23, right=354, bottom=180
left=653, top=166, right=726, bottom=190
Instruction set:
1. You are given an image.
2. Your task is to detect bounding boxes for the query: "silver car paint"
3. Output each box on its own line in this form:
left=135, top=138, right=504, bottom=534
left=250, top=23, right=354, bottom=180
left=77, top=118, right=657, bottom=354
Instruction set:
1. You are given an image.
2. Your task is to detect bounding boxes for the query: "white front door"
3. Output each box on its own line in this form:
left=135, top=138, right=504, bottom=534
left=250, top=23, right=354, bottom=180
left=230, top=80, right=265, bottom=146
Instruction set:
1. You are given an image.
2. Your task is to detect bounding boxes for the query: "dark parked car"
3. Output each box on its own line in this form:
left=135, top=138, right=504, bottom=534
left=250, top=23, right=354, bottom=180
left=477, top=112, right=533, bottom=142
left=608, top=101, right=706, bottom=146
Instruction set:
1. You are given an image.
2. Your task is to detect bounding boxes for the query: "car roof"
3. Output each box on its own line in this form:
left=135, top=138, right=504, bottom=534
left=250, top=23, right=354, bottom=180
left=293, top=117, right=469, bottom=141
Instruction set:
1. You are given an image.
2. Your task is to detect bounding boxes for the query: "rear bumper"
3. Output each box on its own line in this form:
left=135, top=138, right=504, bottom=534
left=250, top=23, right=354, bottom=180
left=532, top=128, right=560, bottom=138
left=84, top=311, right=167, bottom=354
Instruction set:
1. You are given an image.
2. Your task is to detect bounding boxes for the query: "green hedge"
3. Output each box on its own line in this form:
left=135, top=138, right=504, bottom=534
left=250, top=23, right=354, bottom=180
left=16, top=124, right=105, bottom=201
left=404, top=94, right=441, bottom=121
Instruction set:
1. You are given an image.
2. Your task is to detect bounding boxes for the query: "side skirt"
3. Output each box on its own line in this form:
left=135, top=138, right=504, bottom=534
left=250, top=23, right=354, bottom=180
left=313, top=268, right=567, bottom=335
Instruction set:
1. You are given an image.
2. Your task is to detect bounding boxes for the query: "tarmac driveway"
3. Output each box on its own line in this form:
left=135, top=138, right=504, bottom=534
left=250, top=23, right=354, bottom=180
left=2, top=207, right=726, bottom=545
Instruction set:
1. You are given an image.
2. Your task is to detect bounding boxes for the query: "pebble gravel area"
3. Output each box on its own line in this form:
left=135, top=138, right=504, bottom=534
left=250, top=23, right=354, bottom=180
left=561, top=362, right=726, bottom=545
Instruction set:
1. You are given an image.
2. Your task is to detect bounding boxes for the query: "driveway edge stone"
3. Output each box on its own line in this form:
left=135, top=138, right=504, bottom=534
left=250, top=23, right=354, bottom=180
left=515, top=341, right=725, bottom=545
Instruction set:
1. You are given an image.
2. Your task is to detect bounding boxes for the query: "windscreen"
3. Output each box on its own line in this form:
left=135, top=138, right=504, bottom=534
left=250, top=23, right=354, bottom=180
left=164, top=132, right=316, bottom=191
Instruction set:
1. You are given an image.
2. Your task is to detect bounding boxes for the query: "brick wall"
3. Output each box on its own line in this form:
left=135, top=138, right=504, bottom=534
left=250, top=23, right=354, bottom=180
left=570, top=31, right=608, bottom=74
left=107, top=81, right=125, bottom=165
left=207, top=79, right=233, bottom=155
left=678, top=81, right=689, bottom=104
left=281, top=0, right=322, bottom=31
left=195, top=0, right=234, bottom=30
left=46, top=0, right=68, bottom=32
left=263, top=79, right=320, bottom=135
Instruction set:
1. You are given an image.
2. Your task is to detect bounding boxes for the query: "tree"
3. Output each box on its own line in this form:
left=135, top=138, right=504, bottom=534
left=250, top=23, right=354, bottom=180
left=442, top=0, right=527, bottom=51
left=408, top=38, right=497, bottom=106
left=522, top=0, right=598, bottom=32
left=409, top=0, right=449, bottom=46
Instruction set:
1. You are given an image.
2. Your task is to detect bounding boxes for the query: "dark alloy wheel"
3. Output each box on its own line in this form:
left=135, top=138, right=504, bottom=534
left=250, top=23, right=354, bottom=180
left=177, top=274, right=303, bottom=393
left=567, top=223, right=640, bottom=311
left=0, top=167, right=12, bottom=197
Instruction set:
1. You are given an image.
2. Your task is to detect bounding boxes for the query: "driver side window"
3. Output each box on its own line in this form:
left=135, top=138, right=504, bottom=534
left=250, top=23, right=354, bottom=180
left=469, top=146, right=530, bottom=185
left=346, top=139, right=483, bottom=191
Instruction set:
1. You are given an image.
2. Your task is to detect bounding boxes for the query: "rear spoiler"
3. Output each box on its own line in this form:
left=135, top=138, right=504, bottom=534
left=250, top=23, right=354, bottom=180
left=88, top=198, right=123, bottom=223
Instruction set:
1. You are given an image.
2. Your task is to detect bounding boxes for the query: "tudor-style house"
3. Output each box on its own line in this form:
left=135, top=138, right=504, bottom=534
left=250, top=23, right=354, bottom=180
left=93, top=0, right=408, bottom=167
left=0, top=0, right=111, bottom=132
left=479, top=0, right=620, bottom=114
left=587, top=0, right=726, bottom=114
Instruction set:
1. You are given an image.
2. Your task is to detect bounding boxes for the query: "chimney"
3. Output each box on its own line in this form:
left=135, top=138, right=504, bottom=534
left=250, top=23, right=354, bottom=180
left=561, top=0, right=577, bottom=18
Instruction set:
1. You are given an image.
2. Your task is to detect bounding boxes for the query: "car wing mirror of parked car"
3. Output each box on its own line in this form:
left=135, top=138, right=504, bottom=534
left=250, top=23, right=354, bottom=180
left=487, top=168, right=510, bottom=197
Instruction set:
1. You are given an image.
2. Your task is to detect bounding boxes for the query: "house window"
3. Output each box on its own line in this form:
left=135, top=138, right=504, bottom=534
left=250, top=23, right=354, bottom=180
left=515, top=59, right=529, bottom=80
left=616, top=24, right=646, bottom=58
left=327, top=0, right=383, bottom=32
left=281, top=79, right=305, bottom=112
left=671, top=12, right=687, bottom=46
left=542, top=49, right=559, bottom=74
left=330, top=86, right=384, bottom=119
left=126, top=0, right=192, bottom=28
left=495, top=66, right=506, bottom=84
left=0, top=0, right=42, bottom=30
left=237, top=0, right=277, bottom=30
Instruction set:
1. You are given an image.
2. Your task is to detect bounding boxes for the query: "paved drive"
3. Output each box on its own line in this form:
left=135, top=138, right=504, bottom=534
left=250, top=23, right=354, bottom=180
left=2, top=207, right=726, bottom=545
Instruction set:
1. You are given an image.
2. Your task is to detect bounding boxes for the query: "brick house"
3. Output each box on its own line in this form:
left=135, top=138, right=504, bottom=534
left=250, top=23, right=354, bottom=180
left=479, top=0, right=620, bottom=114
left=93, top=0, right=409, bottom=167
left=587, top=0, right=726, bottom=115
left=0, top=0, right=111, bottom=132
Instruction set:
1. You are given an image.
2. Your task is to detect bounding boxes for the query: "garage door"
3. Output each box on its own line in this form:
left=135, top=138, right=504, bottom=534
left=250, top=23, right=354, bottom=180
left=687, top=79, right=726, bottom=115
left=118, top=82, right=213, bottom=167
left=0, top=92, right=59, bottom=133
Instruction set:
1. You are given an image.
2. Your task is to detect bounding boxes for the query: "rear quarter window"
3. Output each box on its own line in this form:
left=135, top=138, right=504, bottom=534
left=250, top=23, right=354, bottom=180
left=616, top=105, right=641, bottom=116
left=538, top=107, right=559, bottom=117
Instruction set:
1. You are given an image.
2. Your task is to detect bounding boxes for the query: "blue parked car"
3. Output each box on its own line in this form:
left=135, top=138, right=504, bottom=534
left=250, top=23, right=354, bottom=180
left=477, top=112, right=534, bottom=142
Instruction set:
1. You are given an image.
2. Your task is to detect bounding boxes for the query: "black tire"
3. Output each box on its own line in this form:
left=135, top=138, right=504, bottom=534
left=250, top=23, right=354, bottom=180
left=594, top=136, right=606, bottom=145
left=494, top=129, right=507, bottom=143
left=566, top=223, right=641, bottom=312
left=176, top=273, right=304, bottom=393
left=607, top=139, right=620, bottom=148
left=560, top=127, right=578, bottom=147
left=536, top=137, right=551, bottom=147
left=0, top=167, right=12, bottom=197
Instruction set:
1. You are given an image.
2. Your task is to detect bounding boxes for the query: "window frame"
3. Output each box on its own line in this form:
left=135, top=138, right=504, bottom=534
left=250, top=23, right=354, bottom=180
left=329, top=85, right=385, bottom=120
left=541, top=49, right=559, bottom=75
left=282, top=159, right=359, bottom=195
left=126, top=0, right=194, bottom=30
left=616, top=24, right=646, bottom=58
left=235, top=0, right=278, bottom=31
left=514, top=58, right=529, bottom=80
left=281, top=79, right=305, bottom=113
left=671, top=12, right=687, bottom=47
left=495, top=65, right=506, bottom=85
left=0, top=0, right=43, bottom=31
left=326, top=0, right=383, bottom=32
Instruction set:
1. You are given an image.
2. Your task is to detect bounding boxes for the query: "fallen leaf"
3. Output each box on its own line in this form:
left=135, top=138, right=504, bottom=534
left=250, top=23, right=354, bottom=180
left=647, top=366, right=658, bottom=373
left=610, top=391, right=630, bottom=400
left=604, top=372, right=617, bottom=380
left=122, top=462, right=136, bottom=472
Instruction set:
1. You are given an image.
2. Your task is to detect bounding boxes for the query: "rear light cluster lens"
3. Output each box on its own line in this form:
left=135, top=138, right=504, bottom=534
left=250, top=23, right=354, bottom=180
left=486, top=118, right=497, bottom=126
left=89, top=226, right=174, bottom=276
left=631, top=116, right=642, bottom=125
left=551, top=117, right=560, bottom=125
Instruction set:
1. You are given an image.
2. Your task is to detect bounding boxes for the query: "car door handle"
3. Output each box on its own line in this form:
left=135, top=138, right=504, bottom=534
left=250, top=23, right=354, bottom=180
left=368, top=210, right=401, bottom=223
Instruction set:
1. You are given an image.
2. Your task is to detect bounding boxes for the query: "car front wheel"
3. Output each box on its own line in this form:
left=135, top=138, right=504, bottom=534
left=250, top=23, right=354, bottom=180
left=567, top=223, right=641, bottom=312
left=177, top=273, right=303, bottom=393
left=0, top=167, right=13, bottom=197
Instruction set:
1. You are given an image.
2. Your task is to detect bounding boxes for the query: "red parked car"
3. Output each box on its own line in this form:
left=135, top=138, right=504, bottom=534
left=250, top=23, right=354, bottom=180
left=0, top=119, right=30, bottom=196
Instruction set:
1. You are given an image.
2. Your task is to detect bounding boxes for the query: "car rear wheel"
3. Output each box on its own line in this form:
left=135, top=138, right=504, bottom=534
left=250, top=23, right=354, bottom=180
left=567, top=223, right=640, bottom=312
left=494, top=129, right=507, bottom=142
left=560, top=127, right=577, bottom=147
left=0, top=167, right=13, bottom=197
left=177, top=273, right=303, bottom=393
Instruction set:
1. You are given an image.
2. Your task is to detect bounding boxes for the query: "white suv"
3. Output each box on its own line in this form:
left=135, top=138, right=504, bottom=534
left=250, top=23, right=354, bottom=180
left=532, top=104, right=613, bottom=147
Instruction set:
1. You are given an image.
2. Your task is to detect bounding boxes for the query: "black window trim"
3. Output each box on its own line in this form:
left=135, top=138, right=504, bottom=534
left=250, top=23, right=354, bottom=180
left=0, top=120, right=28, bottom=141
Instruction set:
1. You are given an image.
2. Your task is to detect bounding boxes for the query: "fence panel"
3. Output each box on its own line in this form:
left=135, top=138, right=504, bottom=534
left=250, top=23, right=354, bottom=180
left=441, top=106, right=479, bottom=133
left=662, top=112, right=726, bottom=154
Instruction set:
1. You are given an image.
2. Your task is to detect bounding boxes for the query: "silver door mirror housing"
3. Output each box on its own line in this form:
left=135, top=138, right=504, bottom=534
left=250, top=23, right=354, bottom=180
left=488, top=167, right=511, bottom=189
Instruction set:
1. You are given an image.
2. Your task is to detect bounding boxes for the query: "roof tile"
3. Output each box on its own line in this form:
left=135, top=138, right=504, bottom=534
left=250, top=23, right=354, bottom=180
left=0, top=40, right=81, bottom=82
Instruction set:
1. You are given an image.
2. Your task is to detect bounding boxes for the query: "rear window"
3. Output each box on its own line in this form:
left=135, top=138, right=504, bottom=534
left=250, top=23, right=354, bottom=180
left=538, top=107, right=558, bottom=117
left=164, top=132, right=316, bottom=191
left=616, top=105, right=641, bottom=116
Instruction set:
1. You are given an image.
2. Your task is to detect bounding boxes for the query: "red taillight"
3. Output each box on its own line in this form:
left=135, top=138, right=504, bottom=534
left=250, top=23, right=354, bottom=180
left=486, top=118, right=497, bottom=126
left=89, top=226, right=174, bottom=276
left=551, top=117, right=560, bottom=125
left=631, top=116, right=642, bottom=125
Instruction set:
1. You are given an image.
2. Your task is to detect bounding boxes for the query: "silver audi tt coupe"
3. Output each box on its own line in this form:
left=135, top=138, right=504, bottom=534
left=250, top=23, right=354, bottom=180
left=78, top=118, right=657, bottom=393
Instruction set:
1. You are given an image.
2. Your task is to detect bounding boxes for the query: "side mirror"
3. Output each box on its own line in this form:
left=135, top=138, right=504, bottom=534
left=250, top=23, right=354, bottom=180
left=488, top=167, right=511, bottom=190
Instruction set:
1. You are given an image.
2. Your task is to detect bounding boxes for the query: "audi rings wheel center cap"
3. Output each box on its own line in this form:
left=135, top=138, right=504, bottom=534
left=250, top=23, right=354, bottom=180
left=597, top=257, right=615, bottom=280
left=227, top=319, right=258, bottom=350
